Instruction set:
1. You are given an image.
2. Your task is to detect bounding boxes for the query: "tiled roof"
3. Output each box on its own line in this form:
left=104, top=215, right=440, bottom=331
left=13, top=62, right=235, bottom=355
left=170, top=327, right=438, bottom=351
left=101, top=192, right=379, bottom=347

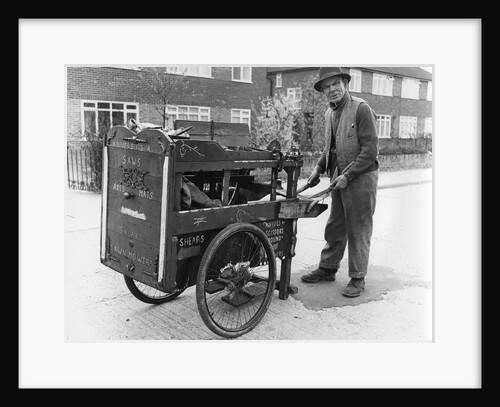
left=363, top=66, right=433, bottom=81
left=267, top=66, right=432, bottom=81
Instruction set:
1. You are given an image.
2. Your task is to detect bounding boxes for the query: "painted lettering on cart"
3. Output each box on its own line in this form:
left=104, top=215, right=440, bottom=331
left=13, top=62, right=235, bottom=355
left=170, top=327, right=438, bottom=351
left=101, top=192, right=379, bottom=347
left=111, top=244, right=155, bottom=267
left=178, top=234, right=205, bottom=247
left=112, top=181, right=154, bottom=200
left=262, top=220, right=286, bottom=257
left=112, top=183, right=126, bottom=193
left=117, top=225, right=143, bottom=241
left=138, top=189, right=154, bottom=200
left=120, top=206, right=146, bottom=220
left=262, top=220, right=285, bottom=229
left=262, top=220, right=285, bottom=243
left=114, top=141, right=153, bottom=152
left=122, top=155, right=141, bottom=167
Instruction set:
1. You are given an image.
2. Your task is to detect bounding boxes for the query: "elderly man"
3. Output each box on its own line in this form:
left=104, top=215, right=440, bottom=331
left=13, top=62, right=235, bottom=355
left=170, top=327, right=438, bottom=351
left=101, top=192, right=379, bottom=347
left=301, top=67, right=379, bottom=297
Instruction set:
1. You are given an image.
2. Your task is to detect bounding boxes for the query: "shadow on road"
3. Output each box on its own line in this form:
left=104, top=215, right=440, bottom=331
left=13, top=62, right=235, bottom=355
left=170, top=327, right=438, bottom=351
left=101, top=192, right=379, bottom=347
left=291, top=262, right=430, bottom=310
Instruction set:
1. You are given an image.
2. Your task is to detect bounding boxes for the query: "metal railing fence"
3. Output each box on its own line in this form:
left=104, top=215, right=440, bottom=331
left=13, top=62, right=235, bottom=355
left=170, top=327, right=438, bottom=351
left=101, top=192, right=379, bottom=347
left=67, top=140, right=103, bottom=192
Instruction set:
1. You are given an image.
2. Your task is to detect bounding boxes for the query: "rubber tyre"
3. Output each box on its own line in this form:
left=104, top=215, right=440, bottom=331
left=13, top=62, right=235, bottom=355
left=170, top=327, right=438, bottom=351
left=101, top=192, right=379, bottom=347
left=196, top=222, right=276, bottom=338
left=124, top=276, right=185, bottom=305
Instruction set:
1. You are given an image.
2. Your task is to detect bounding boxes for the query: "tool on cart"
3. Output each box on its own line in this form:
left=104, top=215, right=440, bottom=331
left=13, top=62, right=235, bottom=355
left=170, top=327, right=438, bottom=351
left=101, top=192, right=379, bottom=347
left=128, top=118, right=193, bottom=139
left=296, top=177, right=321, bottom=194
left=303, top=161, right=356, bottom=213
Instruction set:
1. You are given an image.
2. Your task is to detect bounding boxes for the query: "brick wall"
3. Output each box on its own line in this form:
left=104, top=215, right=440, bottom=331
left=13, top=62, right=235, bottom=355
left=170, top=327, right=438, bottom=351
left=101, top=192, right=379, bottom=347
left=67, top=66, right=432, bottom=145
left=352, top=72, right=432, bottom=138
left=377, top=153, right=432, bottom=171
left=269, top=68, right=432, bottom=139
left=138, top=103, right=165, bottom=126
left=67, top=66, right=270, bottom=108
left=67, top=67, right=152, bottom=102
left=67, top=99, right=82, bottom=137
left=272, top=68, right=314, bottom=91
left=301, top=153, right=432, bottom=175
left=67, top=66, right=271, bottom=138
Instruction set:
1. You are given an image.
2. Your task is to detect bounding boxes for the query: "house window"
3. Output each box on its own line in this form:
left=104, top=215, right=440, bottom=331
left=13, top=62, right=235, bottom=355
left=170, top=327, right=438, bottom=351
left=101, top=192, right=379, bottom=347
left=232, top=67, right=252, bottom=82
left=166, top=105, right=210, bottom=121
left=287, top=87, right=302, bottom=110
left=82, top=100, right=138, bottom=138
left=427, top=81, right=433, bottom=101
left=231, top=109, right=251, bottom=128
left=401, top=77, right=420, bottom=99
left=372, top=73, right=393, bottom=96
left=165, top=66, right=212, bottom=78
left=424, top=117, right=433, bottom=137
left=399, top=116, right=418, bottom=138
left=376, top=114, right=391, bottom=138
left=276, top=73, right=282, bottom=88
left=107, top=65, right=141, bottom=70
left=349, top=69, right=362, bottom=93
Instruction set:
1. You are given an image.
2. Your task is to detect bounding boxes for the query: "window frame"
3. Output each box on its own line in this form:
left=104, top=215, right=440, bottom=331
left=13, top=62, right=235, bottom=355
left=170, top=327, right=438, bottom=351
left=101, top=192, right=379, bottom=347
left=427, top=81, right=433, bottom=101
left=349, top=69, right=362, bottom=93
left=286, top=87, right=302, bottom=110
left=372, top=73, right=393, bottom=96
left=232, top=67, right=252, bottom=83
left=401, top=77, right=421, bottom=100
left=166, top=104, right=211, bottom=122
left=231, top=108, right=251, bottom=128
left=276, top=73, right=282, bottom=88
left=399, top=115, right=418, bottom=139
left=81, top=100, right=139, bottom=138
left=165, top=66, right=212, bottom=78
left=376, top=114, right=392, bottom=138
left=424, top=117, right=433, bottom=138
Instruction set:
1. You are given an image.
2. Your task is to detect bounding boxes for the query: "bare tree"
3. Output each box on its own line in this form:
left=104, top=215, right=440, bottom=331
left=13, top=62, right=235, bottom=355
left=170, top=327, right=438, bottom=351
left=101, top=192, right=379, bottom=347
left=137, top=67, right=187, bottom=128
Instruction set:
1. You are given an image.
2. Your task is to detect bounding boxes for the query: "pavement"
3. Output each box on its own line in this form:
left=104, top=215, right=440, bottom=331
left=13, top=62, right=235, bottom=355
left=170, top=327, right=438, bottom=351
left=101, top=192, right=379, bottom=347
left=64, top=167, right=433, bottom=342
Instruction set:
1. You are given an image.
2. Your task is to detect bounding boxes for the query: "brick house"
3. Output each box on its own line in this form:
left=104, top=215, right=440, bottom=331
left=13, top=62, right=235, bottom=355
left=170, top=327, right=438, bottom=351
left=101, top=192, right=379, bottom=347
left=267, top=66, right=433, bottom=142
left=66, top=65, right=432, bottom=145
left=66, top=66, right=272, bottom=141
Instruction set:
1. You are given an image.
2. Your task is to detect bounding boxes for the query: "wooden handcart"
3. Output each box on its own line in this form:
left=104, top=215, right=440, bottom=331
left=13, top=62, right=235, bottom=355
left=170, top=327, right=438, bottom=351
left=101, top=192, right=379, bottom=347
left=100, top=125, right=327, bottom=338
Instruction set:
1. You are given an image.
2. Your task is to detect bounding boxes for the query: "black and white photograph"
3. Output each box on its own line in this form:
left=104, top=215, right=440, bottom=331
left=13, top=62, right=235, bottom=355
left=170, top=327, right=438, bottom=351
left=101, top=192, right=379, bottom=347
left=20, top=19, right=482, bottom=389
left=64, top=63, right=433, bottom=342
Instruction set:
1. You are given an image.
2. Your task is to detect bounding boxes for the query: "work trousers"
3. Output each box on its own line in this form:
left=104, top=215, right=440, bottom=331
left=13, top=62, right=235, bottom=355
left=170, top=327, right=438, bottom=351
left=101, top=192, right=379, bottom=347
left=319, top=169, right=379, bottom=278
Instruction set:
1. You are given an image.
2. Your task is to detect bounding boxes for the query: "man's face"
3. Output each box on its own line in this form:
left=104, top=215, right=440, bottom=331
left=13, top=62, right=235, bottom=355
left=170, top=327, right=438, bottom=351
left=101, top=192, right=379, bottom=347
left=321, top=76, right=347, bottom=105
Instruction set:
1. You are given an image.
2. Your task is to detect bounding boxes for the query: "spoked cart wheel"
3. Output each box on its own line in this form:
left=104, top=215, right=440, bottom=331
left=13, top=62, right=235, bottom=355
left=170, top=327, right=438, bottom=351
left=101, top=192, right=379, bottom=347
left=196, top=223, right=277, bottom=338
left=124, top=276, right=185, bottom=305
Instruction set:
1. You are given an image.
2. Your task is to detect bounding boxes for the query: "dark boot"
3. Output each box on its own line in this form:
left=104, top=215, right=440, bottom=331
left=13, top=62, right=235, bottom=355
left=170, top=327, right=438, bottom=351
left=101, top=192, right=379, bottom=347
left=342, top=278, right=365, bottom=297
left=301, top=267, right=337, bottom=283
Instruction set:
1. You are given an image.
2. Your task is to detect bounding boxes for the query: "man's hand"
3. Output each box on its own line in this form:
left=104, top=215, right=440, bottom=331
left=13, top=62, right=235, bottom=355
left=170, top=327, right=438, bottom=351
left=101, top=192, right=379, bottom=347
left=307, top=167, right=321, bottom=186
left=331, top=174, right=348, bottom=190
